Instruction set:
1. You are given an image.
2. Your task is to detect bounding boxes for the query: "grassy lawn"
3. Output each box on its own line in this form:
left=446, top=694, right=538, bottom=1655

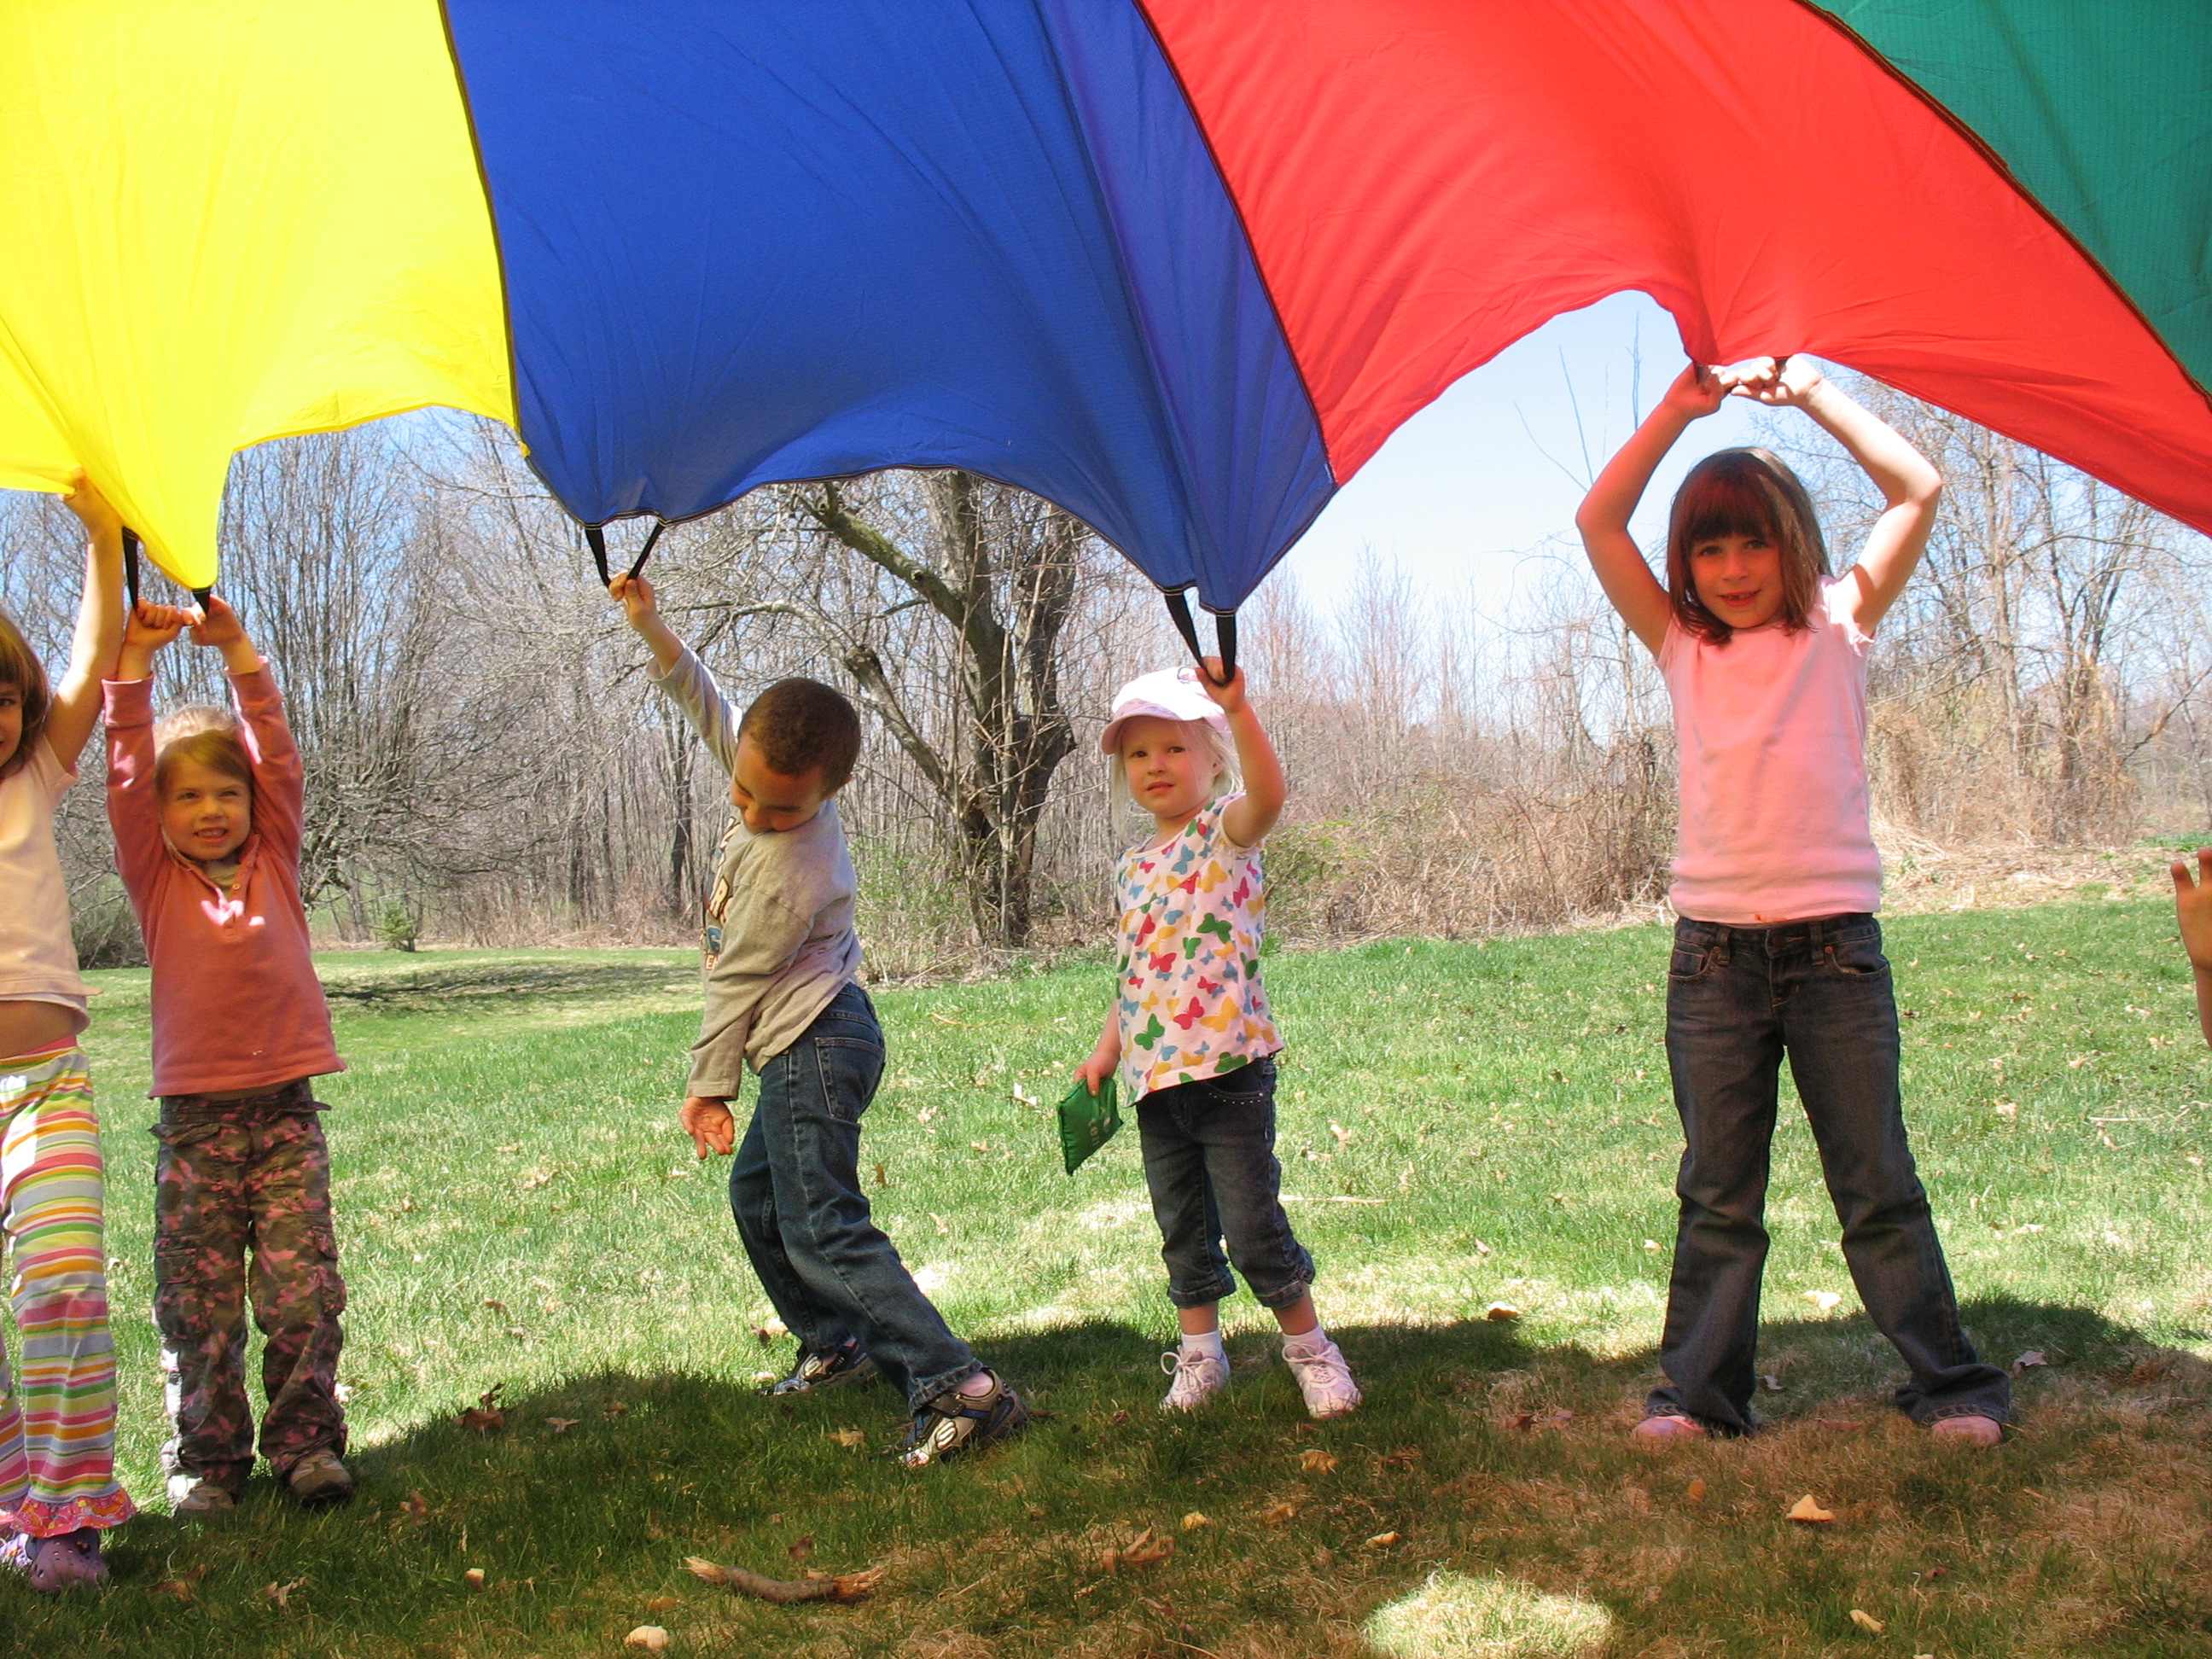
left=14, top=903, right=2212, bottom=1656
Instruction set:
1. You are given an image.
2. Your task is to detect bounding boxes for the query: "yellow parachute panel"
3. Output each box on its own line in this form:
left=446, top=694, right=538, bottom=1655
left=0, top=0, right=512, bottom=588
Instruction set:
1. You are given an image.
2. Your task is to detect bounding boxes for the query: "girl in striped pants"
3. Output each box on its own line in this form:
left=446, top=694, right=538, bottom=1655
left=0, top=474, right=134, bottom=1591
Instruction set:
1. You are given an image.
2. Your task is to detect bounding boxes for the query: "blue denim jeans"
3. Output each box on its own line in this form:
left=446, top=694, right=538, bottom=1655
left=1137, top=1059, right=1314, bottom=1310
left=729, top=983, right=979, bottom=1409
left=1652, top=915, right=2010, bottom=1434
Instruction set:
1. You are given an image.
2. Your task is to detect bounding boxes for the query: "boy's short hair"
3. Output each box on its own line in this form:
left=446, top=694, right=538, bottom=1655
left=0, top=608, right=52, bottom=781
left=738, top=678, right=862, bottom=790
left=154, top=705, right=253, bottom=798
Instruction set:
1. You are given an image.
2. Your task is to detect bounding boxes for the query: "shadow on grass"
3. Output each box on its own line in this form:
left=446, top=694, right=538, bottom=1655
left=15, top=1300, right=2210, bottom=1658
left=316, top=957, right=693, bottom=1008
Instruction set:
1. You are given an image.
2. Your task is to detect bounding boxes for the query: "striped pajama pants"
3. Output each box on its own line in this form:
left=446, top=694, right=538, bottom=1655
left=0, top=1043, right=134, bottom=1536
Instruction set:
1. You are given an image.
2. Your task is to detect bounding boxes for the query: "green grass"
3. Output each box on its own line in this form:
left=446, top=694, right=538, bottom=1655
left=15, top=906, right=2212, bottom=1656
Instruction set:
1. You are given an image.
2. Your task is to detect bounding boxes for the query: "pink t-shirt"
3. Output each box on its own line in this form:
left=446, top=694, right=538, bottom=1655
left=105, top=667, right=342, bottom=1097
left=1660, top=579, right=1880, bottom=925
left=0, top=736, right=90, bottom=1012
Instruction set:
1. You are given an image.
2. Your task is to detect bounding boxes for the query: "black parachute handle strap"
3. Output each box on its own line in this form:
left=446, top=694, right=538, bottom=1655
left=585, top=518, right=668, bottom=589
left=120, top=527, right=215, bottom=613
left=1162, top=588, right=1237, bottom=687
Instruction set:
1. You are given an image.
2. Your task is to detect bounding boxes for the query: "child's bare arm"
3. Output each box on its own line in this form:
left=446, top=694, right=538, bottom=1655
left=609, top=573, right=685, bottom=674
left=1733, top=357, right=1941, bottom=635
left=45, top=473, right=127, bottom=770
left=1575, top=364, right=1720, bottom=656
left=1202, top=661, right=1285, bottom=847
left=2173, top=850, right=2212, bottom=1048
left=1075, top=1011, right=1120, bottom=1095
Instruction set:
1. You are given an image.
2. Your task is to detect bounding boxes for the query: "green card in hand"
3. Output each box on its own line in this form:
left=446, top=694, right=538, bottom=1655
left=1057, top=1074, right=1121, bottom=1175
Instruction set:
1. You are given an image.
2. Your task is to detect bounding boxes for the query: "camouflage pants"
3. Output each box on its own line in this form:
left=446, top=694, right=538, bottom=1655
left=153, top=1081, right=346, bottom=1492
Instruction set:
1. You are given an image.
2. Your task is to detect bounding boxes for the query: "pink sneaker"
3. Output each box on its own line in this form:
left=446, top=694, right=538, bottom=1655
left=1928, top=1414, right=2002, bottom=1447
left=3, top=1527, right=110, bottom=1592
left=1631, top=1414, right=1708, bottom=1445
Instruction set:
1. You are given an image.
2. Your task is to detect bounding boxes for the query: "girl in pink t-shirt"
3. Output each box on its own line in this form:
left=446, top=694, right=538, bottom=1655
left=0, top=476, right=135, bottom=1590
left=1577, top=356, right=2007, bottom=1445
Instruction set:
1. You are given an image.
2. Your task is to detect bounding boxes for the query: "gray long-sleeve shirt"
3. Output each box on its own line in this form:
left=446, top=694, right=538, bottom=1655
left=651, top=646, right=861, bottom=1096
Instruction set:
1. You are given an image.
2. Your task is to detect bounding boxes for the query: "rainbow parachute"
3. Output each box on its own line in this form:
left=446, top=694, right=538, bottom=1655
left=3, top=2, right=2208, bottom=611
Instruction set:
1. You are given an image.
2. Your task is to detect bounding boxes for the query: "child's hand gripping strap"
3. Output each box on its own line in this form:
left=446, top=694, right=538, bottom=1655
left=1162, top=588, right=1237, bottom=689
left=584, top=519, right=668, bottom=590
left=119, top=527, right=213, bottom=613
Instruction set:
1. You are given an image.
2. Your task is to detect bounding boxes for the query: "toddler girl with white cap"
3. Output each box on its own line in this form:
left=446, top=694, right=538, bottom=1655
left=1073, top=657, right=1360, bottom=1417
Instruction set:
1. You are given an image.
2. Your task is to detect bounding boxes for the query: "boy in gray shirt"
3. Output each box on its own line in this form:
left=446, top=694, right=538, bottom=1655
left=612, top=573, right=1024, bottom=1466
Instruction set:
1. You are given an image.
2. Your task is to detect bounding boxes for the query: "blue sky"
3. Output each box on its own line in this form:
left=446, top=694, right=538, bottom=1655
left=1274, top=290, right=1768, bottom=614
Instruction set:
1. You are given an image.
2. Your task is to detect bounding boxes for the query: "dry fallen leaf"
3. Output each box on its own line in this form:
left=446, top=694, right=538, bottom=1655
left=1299, top=1449, right=1339, bottom=1475
left=643, top=1595, right=680, bottom=1613
left=788, top=1533, right=814, bottom=1564
left=1787, top=1494, right=1836, bottom=1524
left=1501, top=1411, right=1537, bottom=1431
left=401, top=1490, right=431, bottom=1527
left=1685, top=1479, right=1707, bottom=1502
left=1483, top=1302, right=1522, bottom=1322
left=1330, top=1121, right=1354, bottom=1147
left=686, top=1555, right=885, bottom=1604
left=263, top=1578, right=306, bottom=1609
left=2011, top=1349, right=2048, bottom=1376
left=604, top=1399, right=630, bottom=1417
left=463, top=1568, right=486, bottom=1592
left=830, top=1427, right=867, bottom=1449
left=1803, top=1290, right=1842, bottom=1312
left=1849, top=1609, right=1885, bottom=1633
left=153, top=1577, right=196, bottom=1605
left=625, top=1628, right=671, bottom=1653
left=1361, top=1531, right=1400, bottom=1551
left=931, top=1214, right=952, bottom=1236
left=1260, top=1500, right=1301, bottom=1526
left=1993, top=1101, right=2018, bottom=1120
left=1181, top=1512, right=1210, bottom=1532
left=481, top=1298, right=507, bottom=1316
left=544, top=1417, right=579, bottom=1435
left=1376, top=1447, right=1422, bottom=1471
left=1760, top=1373, right=1784, bottom=1393
left=459, top=1383, right=506, bottom=1435
left=1120, top=1528, right=1174, bottom=1568
left=1109, top=1410, right=1132, bottom=1426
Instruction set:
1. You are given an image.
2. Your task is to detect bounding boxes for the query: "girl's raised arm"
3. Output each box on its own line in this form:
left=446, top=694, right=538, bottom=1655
left=1201, top=661, right=1284, bottom=849
left=1733, top=358, right=1941, bottom=635
left=1575, top=364, right=1723, bottom=656
left=46, top=474, right=126, bottom=770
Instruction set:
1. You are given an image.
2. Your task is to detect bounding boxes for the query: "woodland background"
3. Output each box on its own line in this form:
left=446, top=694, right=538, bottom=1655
left=6, top=374, right=2211, bottom=973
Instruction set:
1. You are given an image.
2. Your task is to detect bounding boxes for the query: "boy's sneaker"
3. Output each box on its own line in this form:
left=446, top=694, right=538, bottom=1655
left=1283, top=1335, right=1362, bottom=1419
left=3, top=1528, right=109, bottom=1592
left=172, top=1478, right=237, bottom=1517
left=768, top=1337, right=879, bottom=1396
left=286, top=1450, right=355, bottom=1505
left=897, top=1371, right=1027, bottom=1468
left=1160, top=1345, right=1231, bottom=1412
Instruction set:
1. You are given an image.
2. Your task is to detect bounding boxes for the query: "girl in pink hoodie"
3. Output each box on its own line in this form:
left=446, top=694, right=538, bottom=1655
left=105, top=597, right=351, bottom=1517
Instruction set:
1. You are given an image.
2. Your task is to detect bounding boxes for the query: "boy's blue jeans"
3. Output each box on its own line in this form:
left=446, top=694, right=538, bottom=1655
left=1651, top=914, right=2011, bottom=1434
left=1137, top=1059, right=1315, bottom=1310
left=729, top=983, right=979, bottom=1410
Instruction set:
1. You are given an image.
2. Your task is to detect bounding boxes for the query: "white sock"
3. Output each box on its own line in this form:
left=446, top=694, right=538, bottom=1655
left=1282, top=1323, right=1330, bottom=1356
left=1181, top=1329, right=1226, bottom=1363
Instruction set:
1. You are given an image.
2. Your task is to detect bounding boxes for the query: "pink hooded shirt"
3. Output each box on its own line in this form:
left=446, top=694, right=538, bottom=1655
left=104, top=667, right=341, bottom=1097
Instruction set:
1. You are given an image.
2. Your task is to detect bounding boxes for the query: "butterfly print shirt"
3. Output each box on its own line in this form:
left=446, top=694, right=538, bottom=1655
left=1113, top=795, right=1282, bottom=1101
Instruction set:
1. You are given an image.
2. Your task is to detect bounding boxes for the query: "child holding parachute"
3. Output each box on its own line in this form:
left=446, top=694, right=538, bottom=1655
left=0, top=476, right=135, bottom=1589
left=1576, top=355, right=2008, bottom=1442
left=104, top=595, right=353, bottom=1515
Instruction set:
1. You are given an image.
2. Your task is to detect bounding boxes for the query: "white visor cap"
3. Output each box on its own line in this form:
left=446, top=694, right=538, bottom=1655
left=1101, top=666, right=1231, bottom=754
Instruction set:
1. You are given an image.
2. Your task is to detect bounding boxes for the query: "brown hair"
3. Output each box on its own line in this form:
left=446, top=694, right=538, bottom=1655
left=0, top=608, right=52, bottom=782
left=738, top=678, right=862, bottom=790
left=1666, top=447, right=1829, bottom=644
left=154, top=706, right=254, bottom=803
